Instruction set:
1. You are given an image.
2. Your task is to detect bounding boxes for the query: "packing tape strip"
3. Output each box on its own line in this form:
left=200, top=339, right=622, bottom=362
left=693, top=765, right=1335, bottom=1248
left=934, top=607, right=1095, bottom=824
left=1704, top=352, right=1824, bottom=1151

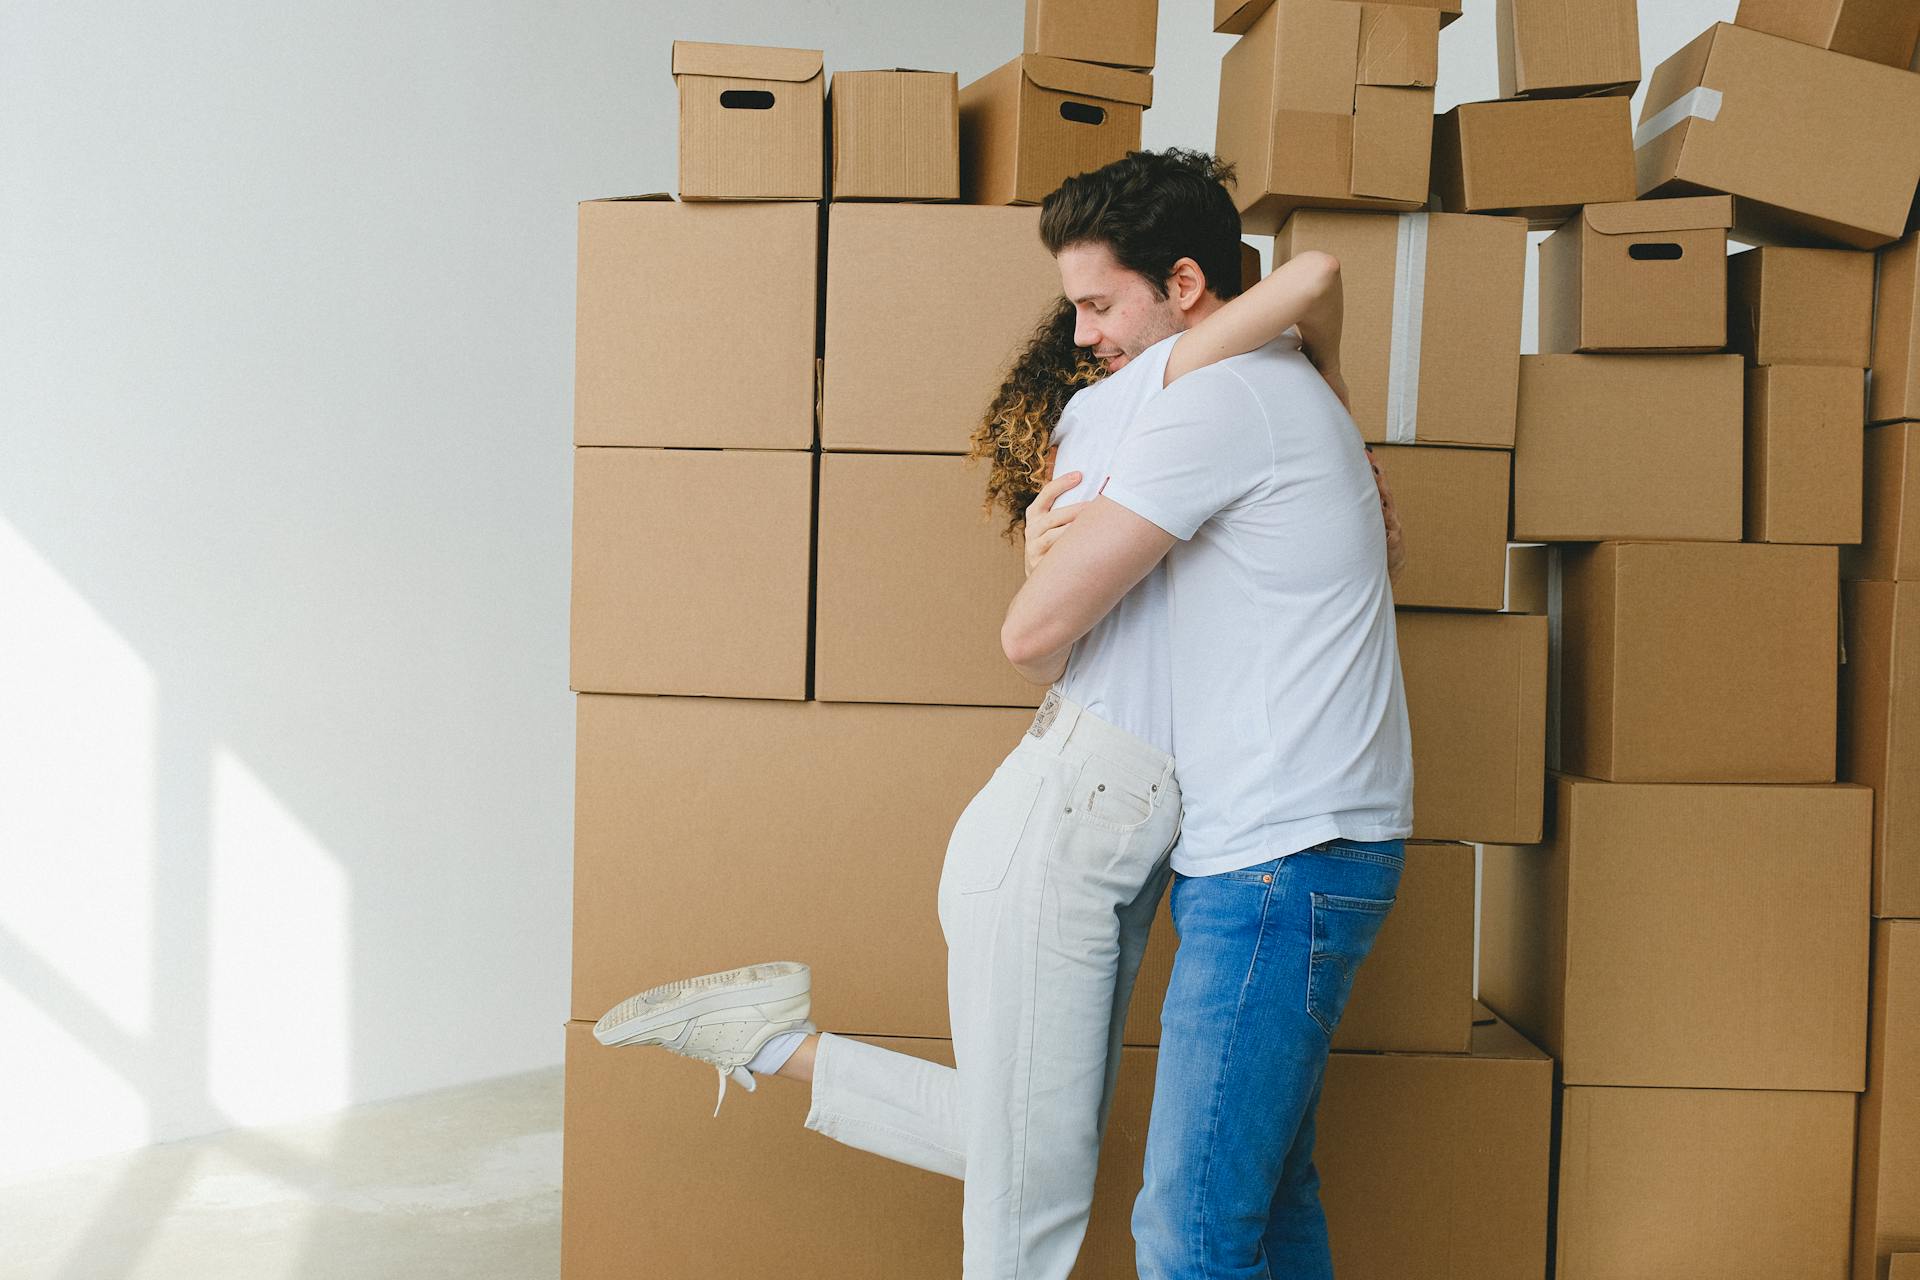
left=1545, top=547, right=1563, bottom=773
left=1633, top=86, right=1722, bottom=151
left=1385, top=212, right=1428, bottom=445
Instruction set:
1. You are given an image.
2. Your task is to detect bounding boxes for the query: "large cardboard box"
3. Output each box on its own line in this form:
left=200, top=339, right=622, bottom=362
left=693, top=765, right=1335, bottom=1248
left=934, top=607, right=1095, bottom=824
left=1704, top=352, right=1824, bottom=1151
left=1216, top=0, right=1460, bottom=35
left=958, top=56, right=1152, bottom=207
left=1872, top=232, right=1920, bottom=425
left=1537, top=196, right=1734, bottom=353
left=829, top=70, right=960, bottom=202
left=1842, top=580, right=1920, bottom=919
left=821, top=205, right=1062, bottom=454
left=1495, top=0, right=1640, bottom=99
left=672, top=41, right=824, bottom=202
left=1555, top=1086, right=1857, bottom=1279
left=1480, top=774, right=1872, bottom=1091
left=814, top=454, right=1038, bottom=708
left=1216, top=0, right=1440, bottom=234
left=1511, top=355, right=1744, bottom=543
left=1746, top=365, right=1865, bottom=545
left=1396, top=611, right=1547, bottom=844
left=1276, top=210, right=1525, bottom=448
left=1367, top=445, right=1510, bottom=610
left=1025, top=0, right=1158, bottom=69
left=1856, top=921, right=1920, bottom=1280
left=1848, top=424, right=1920, bottom=581
left=1736, top=0, right=1920, bottom=68
left=574, top=198, right=817, bottom=450
left=1636, top=22, right=1920, bottom=249
left=1430, top=97, right=1636, bottom=228
left=1555, top=541, right=1839, bottom=784
left=570, top=450, right=812, bottom=700
left=1727, top=245, right=1876, bottom=367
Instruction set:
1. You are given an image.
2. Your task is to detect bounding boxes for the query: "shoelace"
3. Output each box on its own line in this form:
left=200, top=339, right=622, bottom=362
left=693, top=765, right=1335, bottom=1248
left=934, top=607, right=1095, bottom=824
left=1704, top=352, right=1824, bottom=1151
left=712, top=1064, right=757, bottom=1118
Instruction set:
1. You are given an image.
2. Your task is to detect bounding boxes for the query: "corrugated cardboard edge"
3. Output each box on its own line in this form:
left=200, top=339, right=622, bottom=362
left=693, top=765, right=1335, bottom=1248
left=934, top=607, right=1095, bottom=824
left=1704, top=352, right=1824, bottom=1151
left=673, top=40, right=823, bottom=83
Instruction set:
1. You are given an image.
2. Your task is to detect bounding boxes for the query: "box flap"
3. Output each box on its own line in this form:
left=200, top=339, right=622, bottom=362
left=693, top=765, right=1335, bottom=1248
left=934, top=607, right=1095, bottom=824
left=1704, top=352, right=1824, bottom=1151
left=672, top=40, right=823, bottom=83
left=1020, top=54, right=1153, bottom=107
left=1583, top=194, right=1734, bottom=236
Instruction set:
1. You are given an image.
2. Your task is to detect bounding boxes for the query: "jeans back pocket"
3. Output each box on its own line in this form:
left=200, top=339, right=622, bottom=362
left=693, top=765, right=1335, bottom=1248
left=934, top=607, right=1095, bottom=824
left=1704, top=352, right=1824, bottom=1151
left=941, top=767, right=1046, bottom=896
left=1306, top=892, right=1396, bottom=1037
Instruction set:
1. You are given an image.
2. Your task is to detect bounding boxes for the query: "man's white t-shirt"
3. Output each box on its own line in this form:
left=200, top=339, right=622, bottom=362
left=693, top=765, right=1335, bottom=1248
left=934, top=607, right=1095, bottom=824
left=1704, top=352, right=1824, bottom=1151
left=1101, top=338, right=1415, bottom=878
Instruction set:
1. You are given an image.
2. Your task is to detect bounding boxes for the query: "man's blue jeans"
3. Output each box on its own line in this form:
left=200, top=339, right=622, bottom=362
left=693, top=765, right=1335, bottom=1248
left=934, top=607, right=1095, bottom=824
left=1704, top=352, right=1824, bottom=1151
left=1132, top=838, right=1406, bottom=1279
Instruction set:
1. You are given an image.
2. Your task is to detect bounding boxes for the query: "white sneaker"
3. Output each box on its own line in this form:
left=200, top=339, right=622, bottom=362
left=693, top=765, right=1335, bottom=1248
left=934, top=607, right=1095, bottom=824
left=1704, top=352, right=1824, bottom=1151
left=594, top=961, right=814, bottom=1117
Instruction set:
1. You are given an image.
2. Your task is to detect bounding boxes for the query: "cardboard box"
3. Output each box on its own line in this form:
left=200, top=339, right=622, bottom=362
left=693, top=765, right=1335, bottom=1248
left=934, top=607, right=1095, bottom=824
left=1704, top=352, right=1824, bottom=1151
left=1367, top=445, right=1510, bottom=609
left=1430, top=97, right=1636, bottom=228
left=1841, top=580, right=1920, bottom=919
left=1504, top=544, right=1549, bottom=615
left=958, top=56, right=1151, bottom=207
left=1481, top=774, right=1871, bottom=1090
left=829, top=70, right=959, bottom=202
left=1537, top=196, right=1734, bottom=353
left=1239, top=238, right=1261, bottom=290
left=1728, top=245, right=1876, bottom=367
left=1636, top=22, right=1920, bottom=249
left=574, top=198, right=817, bottom=450
left=570, top=450, right=812, bottom=700
left=1511, top=355, right=1744, bottom=543
left=1332, top=840, right=1476, bottom=1052
left=1894, top=1257, right=1920, bottom=1280
left=1215, top=0, right=1461, bottom=35
left=1872, top=232, right=1920, bottom=425
left=814, top=454, right=1038, bottom=707
left=1495, top=0, right=1640, bottom=99
left=821, top=205, right=1063, bottom=454
left=1396, top=611, right=1547, bottom=844
left=1855, top=921, right=1920, bottom=1280
left=1025, top=0, right=1157, bottom=69
left=1276, top=210, right=1525, bottom=448
left=1736, top=0, right=1920, bottom=69
left=672, top=41, right=824, bottom=201
left=1746, top=365, right=1865, bottom=545
left=1555, top=541, right=1839, bottom=784
left=1849, top=424, right=1920, bottom=581
left=1555, top=1086, right=1856, bottom=1279
left=1216, top=0, right=1440, bottom=234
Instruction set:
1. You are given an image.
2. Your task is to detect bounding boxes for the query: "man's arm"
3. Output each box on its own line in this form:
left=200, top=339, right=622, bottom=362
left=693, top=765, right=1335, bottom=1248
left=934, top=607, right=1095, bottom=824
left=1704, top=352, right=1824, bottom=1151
left=1000, top=496, right=1177, bottom=684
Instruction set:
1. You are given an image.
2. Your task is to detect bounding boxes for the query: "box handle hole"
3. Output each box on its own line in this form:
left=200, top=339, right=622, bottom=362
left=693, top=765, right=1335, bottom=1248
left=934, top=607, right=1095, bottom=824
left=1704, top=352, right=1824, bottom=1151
left=720, top=90, right=776, bottom=110
left=1627, top=243, right=1683, bottom=261
left=1059, top=101, right=1106, bottom=126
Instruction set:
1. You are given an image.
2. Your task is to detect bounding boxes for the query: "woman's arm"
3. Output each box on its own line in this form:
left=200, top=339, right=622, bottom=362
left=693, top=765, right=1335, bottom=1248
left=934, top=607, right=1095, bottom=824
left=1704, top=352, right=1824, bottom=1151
left=1163, top=250, right=1343, bottom=391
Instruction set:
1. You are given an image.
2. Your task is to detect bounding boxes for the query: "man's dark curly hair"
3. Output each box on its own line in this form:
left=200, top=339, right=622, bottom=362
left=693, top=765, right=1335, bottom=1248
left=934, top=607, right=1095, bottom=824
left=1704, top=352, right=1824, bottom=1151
left=1039, top=149, right=1244, bottom=302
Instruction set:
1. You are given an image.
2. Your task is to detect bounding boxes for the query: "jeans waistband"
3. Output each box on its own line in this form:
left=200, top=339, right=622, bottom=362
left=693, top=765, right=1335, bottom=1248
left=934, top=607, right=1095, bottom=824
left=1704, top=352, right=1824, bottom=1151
left=1016, top=688, right=1175, bottom=786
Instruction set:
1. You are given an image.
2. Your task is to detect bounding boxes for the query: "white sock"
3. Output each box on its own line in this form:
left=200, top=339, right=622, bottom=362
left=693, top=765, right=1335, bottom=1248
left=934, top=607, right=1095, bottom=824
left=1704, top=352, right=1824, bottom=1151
left=746, top=1030, right=808, bottom=1077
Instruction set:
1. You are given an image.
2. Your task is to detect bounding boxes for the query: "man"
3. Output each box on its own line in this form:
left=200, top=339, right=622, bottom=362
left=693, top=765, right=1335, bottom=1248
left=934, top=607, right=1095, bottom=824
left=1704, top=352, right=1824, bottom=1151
left=1002, top=148, right=1415, bottom=1279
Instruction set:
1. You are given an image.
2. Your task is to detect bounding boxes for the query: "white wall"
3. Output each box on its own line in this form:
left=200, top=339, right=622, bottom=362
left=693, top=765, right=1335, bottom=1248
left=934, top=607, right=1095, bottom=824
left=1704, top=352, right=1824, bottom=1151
left=0, top=0, right=1734, bottom=1180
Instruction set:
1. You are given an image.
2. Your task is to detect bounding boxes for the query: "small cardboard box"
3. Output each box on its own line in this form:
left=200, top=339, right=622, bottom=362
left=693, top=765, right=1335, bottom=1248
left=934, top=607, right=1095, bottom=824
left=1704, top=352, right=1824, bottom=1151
left=1871, top=232, right=1920, bottom=425
left=1430, top=96, right=1635, bottom=229
left=1728, top=245, right=1876, bottom=367
left=672, top=41, right=824, bottom=201
left=1854, top=922, right=1920, bottom=1280
left=958, top=56, right=1152, bottom=207
left=814, top=454, right=1039, bottom=708
left=821, top=205, right=1063, bottom=454
left=1841, top=580, right=1920, bottom=919
left=1537, top=195, right=1734, bottom=353
left=1848, top=424, right=1920, bottom=582
left=1736, top=0, right=1920, bottom=69
left=1556, top=541, right=1839, bottom=784
left=1495, top=0, right=1640, bottom=98
left=1504, top=544, right=1549, bottom=615
left=1746, top=365, right=1865, bottom=545
left=1481, top=774, right=1872, bottom=1091
left=1276, top=210, right=1525, bottom=448
left=1025, top=0, right=1158, bottom=69
left=575, top=198, right=817, bottom=450
left=1397, top=611, right=1547, bottom=844
left=1215, top=0, right=1461, bottom=35
left=1511, top=354, right=1744, bottom=543
left=1367, top=445, right=1510, bottom=609
left=1636, top=22, right=1920, bottom=249
left=829, top=70, right=959, bottom=202
left=1555, top=1086, right=1856, bottom=1279
left=1217, top=0, right=1440, bottom=234
left=570, top=450, right=812, bottom=700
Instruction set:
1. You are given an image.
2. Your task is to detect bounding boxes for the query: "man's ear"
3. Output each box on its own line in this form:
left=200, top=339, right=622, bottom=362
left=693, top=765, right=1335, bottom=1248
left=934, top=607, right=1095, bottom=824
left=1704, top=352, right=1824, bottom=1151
left=1167, top=257, right=1209, bottom=313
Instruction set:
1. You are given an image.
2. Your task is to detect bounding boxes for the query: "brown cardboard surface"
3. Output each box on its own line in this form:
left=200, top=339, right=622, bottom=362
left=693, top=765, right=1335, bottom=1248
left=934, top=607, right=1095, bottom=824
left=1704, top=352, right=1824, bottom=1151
left=1727, top=245, right=1876, bottom=367
left=1216, top=0, right=1461, bottom=35
left=1555, top=1086, right=1856, bottom=1279
left=1855, top=921, right=1920, bottom=1280
left=574, top=199, right=817, bottom=450
left=821, top=205, right=1062, bottom=454
left=1745, top=365, right=1865, bottom=545
left=1430, top=96, right=1635, bottom=228
left=1397, top=611, right=1547, bottom=844
left=1556, top=541, right=1839, bottom=783
left=570, top=450, right=812, bottom=700
left=1495, top=0, right=1640, bottom=98
left=1873, top=233, right=1920, bottom=425
left=1333, top=840, right=1476, bottom=1052
left=673, top=41, right=824, bottom=201
left=1537, top=195, right=1733, bottom=353
left=1276, top=210, right=1525, bottom=447
left=1848, top=424, right=1920, bottom=582
left=1369, top=445, right=1509, bottom=609
left=1481, top=774, right=1871, bottom=1091
left=1841, top=581, right=1920, bottom=919
left=814, top=454, right=1039, bottom=708
left=1511, top=354, right=1744, bottom=543
left=1025, top=0, right=1158, bottom=69
left=958, top=55, right=1151, bottom=207
left=1894, top=1257, right=1920, bottom=1280
left=1637, top=22, right=1920, bottom=249
left=1505, top=544, right=1549, bottom=614
left=829, top=70, right=960, bottom=202
left=1736, top=0, right=1920, bottom=68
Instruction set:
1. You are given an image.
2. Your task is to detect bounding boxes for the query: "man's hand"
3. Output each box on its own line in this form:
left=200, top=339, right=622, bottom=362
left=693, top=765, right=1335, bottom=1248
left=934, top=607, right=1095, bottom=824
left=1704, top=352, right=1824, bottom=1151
left=1366, top=447, right=1408, bottom=581
left=1023, top=470, right=1085, bottom=578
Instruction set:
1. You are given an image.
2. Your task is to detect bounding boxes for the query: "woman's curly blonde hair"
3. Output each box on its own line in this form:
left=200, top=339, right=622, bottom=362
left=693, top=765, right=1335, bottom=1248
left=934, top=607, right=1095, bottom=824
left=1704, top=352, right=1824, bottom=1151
left=969, top=296, right=1109, bottom=542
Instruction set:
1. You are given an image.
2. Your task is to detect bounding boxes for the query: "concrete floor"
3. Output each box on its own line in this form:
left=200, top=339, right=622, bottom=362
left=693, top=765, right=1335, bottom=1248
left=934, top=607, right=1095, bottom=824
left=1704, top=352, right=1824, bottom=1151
left=1, top=1068, right=562, bottom=1280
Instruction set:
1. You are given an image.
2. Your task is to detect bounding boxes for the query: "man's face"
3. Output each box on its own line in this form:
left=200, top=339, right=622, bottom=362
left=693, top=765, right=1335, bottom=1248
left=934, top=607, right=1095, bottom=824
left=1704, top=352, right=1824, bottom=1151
left=1055, top=241, right=1186, bottom=374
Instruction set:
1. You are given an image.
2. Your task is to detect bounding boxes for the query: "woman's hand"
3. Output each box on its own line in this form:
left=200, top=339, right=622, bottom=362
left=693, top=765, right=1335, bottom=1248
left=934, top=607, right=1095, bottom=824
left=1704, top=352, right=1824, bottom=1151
left=1366, top=447, right=1407, bottom=581
left=1023, top=470, right=1085, bottom=578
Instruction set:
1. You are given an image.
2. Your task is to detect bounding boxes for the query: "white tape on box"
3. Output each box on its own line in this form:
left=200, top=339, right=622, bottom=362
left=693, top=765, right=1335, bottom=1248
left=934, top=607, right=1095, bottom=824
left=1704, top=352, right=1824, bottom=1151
left=1633, top=86, right=1723, bottom=151
left=1385, top=212, right=1429, bottom=445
